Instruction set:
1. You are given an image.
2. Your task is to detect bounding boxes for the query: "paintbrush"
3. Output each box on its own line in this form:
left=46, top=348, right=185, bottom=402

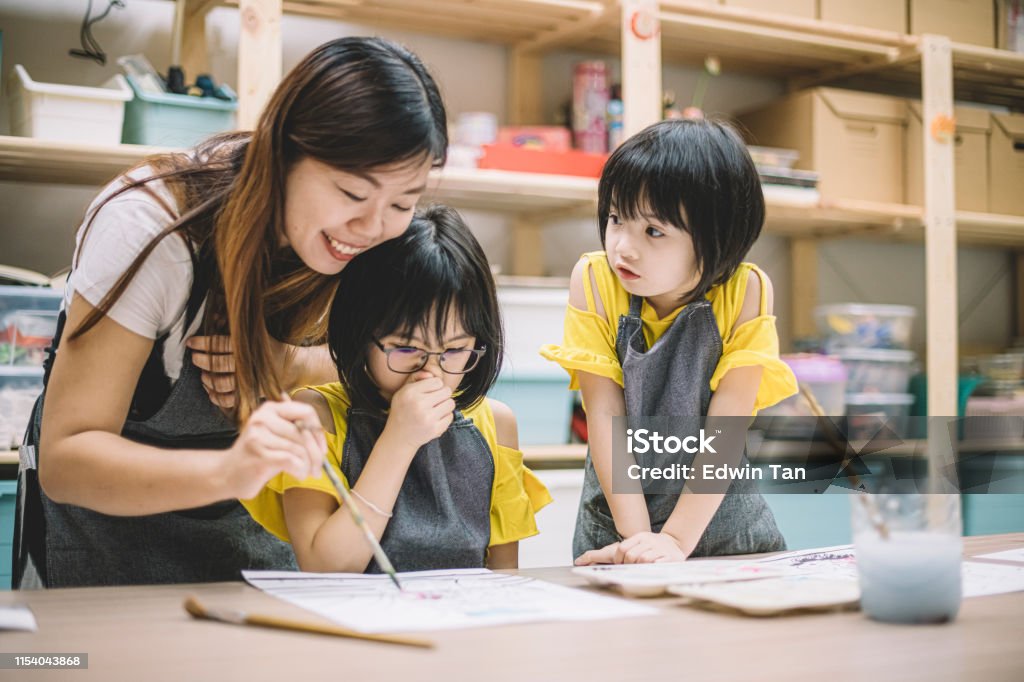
left=319, top=458, right=404, bottom=590
left=797, top=383, right=890, bottom=540
left=184, top=595, right=432, bottom=648
left=281, top=393, right=404, bottom=590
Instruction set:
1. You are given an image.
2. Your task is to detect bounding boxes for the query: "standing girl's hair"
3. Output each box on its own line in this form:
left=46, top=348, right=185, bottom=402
left=598, top=117, right=764, bottom=302
left=71, top=37, right=449, bottom=421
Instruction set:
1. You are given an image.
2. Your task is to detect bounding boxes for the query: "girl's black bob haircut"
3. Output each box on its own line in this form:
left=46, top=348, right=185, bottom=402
left=598, top=118, right=765, bottom=302
left=328, top=204, right=504, bottom=416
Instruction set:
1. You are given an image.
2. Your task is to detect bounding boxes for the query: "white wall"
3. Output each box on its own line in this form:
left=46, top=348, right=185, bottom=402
left=0, top=0, right=1014, bottom=357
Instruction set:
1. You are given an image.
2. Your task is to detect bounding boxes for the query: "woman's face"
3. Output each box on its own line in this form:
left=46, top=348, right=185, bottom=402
left=283, top=157, right=433, bottom=275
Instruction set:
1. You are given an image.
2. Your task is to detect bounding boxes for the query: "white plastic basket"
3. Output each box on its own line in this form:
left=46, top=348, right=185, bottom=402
left=8, top=64, right=132, bottom=145
left=497, top=286, right=569, bottom=377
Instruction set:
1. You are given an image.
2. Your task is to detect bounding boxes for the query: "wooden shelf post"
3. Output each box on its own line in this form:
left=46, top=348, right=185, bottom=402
left=921, top=34, right=959, bottom=493
left=789, top=237, right=819, bottom=342
left=237, top=0, right=282, bottom=130
left=621, top=0, right=662, bottom=137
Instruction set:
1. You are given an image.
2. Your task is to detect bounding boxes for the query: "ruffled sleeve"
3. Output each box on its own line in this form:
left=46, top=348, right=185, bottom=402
left=489, top=444, right=553, bottom=546
left=710, top=314, right=798, bottom=414
left=540, top=303, right=623, bottom=389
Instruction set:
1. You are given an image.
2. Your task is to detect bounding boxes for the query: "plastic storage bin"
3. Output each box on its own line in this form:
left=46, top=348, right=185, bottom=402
left=122, top=75, right=237, bottom=148
left=835, top=348, right=917, bottom=394
left=497, top=286, right=569, bottom=377
left=0, top=285, right=61, bottom=448
left=487, top=373, right=574, bottom=446
left=815, top=303, right=916, bottom=351
left=0, top=480, right=15, bottom=589
left=845, top=392, right=914, bottom=440
left=0, top=285, right=62, bottom=367
left=755, top=354, right=846, bottom=439
left=8, top=64, right=132, bottom=145
left=963, top=395, right=1024, bottom=440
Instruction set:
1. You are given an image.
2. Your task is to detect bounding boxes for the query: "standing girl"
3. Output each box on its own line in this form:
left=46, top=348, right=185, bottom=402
left=541, top=119, right=797, bottom=564
left=15, top=37, right=448, bottom=587
left=243, top=206, right=551, bottom=571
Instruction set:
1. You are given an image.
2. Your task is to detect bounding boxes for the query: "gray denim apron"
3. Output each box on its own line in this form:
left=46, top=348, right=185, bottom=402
left=15, top=312, right=297, bottom=588
left=340, top=407, right=495, bottom=572
left=573, top=294, right=786, bottom=560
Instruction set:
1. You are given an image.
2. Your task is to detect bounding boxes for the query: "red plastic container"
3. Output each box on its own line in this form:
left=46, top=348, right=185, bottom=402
left=478, top=143, right=608, bottom=178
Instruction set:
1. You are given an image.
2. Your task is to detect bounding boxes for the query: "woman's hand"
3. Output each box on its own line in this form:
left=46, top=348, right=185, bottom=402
left=186, top=335, right=237, bottom=409
left=382, top=371, right=455, bottom=452
left=221, top=398, right=327, bottom=499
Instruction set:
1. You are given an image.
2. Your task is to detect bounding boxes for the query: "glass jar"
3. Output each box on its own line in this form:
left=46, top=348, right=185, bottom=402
left=852, top=492, right=962, bottom=624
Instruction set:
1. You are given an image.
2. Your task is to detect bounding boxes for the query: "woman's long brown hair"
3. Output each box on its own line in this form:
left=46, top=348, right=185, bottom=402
left=69, top=37, right=448, bottom=422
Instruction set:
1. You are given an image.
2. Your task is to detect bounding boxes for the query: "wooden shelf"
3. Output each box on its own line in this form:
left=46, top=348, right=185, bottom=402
left=0, top=136, right=169, bottom=186
left=521, top=443, right=586, bottom=468
left=427, top=167, right=597, bottom=215
left=230, top=0, right=611, bottom=47
left=216, top=0, right=1024, bottom=109
left=4, top=135, right=1023, bottom=245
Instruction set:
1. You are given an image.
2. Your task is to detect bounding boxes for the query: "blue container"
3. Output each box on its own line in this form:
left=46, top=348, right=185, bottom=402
left=121, top=75, right=236, bottom=148
left=0, top=480, right=15, bottom=589
left=487, top=373, right=573, bottom=446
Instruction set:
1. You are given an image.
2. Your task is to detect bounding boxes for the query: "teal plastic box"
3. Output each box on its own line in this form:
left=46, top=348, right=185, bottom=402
left=488, top=373, right=573, bottom=446
left=1, top=480, right=15, bottom=589
left=121, top=75, right=236, bottom=148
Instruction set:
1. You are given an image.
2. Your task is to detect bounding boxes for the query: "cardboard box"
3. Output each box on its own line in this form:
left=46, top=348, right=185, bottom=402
left=818, top=0, right=906, bottom=33
left=737, top=88, right=906, bottom=203
left=720, top=0, right=816, bottom=19
left=906, top=103, right=990, bottom=212
left=909, top=0, right=995, bottom=47
left=989, top=113, right=1024, bottom=216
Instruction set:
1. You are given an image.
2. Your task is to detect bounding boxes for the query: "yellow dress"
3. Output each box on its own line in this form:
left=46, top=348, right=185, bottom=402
left=539, top=252, right=797, bottom=414
left=242, top=383, right=553, bottom=547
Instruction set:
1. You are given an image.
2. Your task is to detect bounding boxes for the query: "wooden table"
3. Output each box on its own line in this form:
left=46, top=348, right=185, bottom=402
left=1, top=534, right=1022, bottom=681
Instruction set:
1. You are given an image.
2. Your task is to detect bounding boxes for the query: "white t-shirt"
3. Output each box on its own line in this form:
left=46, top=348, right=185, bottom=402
left=66, top=169, right=203, bottom=383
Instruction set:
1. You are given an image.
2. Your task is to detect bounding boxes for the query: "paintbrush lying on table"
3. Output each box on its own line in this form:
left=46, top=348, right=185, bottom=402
left=183, top=596, right=433, bottom=648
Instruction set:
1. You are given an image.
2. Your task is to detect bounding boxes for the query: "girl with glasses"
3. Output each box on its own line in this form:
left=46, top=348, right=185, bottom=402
left=243, top=205, right=551, bottom=572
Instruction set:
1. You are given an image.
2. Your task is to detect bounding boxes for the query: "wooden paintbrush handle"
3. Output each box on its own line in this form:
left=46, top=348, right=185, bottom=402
left=244, top=613, right=434, bottom=648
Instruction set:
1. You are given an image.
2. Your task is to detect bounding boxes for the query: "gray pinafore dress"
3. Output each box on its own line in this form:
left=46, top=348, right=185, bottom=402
left=340, top=407, right=495, bottom=572
left=13, top=311, right=297, bottom=588
left=573, top=294, right=786, bottom=560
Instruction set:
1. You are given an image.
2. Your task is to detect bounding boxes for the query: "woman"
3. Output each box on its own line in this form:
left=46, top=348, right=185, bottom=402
left=13, top=36, right=448, bottom=588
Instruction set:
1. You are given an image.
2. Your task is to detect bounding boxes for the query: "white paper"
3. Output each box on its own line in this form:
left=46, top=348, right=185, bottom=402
left=751, top=544, right=1024, bottom=598
left=975, top=548, right=1024, bottom=563
left=0, top=605, right=38, bottom=632
left=961, top=561, right=1024, bottom=598
left=573, top=560, right=793, bottom=596
left=243, top=568, right=656, bottom=634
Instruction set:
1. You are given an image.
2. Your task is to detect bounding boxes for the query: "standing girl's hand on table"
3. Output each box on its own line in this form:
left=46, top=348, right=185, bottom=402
left=221, top=398, right=327, bottom=499
left=614, top=531, right=689, bottom=563
left=186, top=335, right=237, bottom=409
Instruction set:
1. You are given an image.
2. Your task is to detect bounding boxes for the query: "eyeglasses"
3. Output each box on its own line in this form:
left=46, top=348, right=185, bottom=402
left=372, top=339, right=486, bottom=375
